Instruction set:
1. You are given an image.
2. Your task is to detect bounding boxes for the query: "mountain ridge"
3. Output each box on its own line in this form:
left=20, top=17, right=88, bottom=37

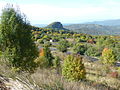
left=33, top=19, right=120, bottom=35
left=85, top=19, right=120, bottom=26
left=64, top=24, right=120, bottom=35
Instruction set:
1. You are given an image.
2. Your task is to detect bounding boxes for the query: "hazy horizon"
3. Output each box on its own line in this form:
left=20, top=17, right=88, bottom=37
left=0, top=0, right=120, bottom=24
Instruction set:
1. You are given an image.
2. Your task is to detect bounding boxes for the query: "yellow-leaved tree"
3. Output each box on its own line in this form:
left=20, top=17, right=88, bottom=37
left=101, top=48, right=116, bottom=65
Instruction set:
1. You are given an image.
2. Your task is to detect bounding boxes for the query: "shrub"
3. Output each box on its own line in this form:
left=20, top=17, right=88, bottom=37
left=34, top=56, right=48, bottom=68
left=39, top=48, right=44, bottom=56
left=36, top=46, right=54, bottom=68
left=62, top=55, right=86, bottom=81
left=107, top=71, right=118, bottom=78
left=53, top=56, right=61, bottom=68
left=85, top=46, right=101, bottom=57
left=53, top=56, right=61, bottom=74
left=37, top=39, right=44, bottom=44
left=43, top=46, right=54, bottom=67
left=73, top=43, right=87, bottom=55
left=44, top=41, right=51, bottom=47
left=101, top=48, right=116, bottom=65
left=57, top=39, right=69, bottom=52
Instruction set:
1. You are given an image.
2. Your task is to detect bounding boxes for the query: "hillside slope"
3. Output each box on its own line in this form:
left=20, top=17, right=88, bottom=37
left=46, top=22, right=68, bottom=30
left=85, top=19, right=120, bottom=26
left=64, top=24, right=120, bottom=35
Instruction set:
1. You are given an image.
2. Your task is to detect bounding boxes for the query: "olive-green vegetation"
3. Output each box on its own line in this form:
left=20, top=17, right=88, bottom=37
left=101, top=48, right=116, bottom=65
left=53, top=56, right=61, bottom=68
left=32, top=25, right=120, bottom=63
left=85, top=46, right=101, bottom=57
left=35, top=46, right=54, bottom=68
left=0, top=5, right=38, bottom=71
left=57, top=39, right=69, bottom=52
left=73, top=43, right=87, bottom=55
left=62, top=55, right=86, bottom=81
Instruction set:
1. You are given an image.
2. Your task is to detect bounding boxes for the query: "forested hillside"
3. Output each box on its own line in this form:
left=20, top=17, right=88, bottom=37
left=64, top=24, right=120, bottom=35
left=34, top=22, right=120, bottom=35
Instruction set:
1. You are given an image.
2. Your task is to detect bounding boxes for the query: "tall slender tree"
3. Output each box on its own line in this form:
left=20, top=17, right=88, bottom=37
left=0, top=4, right=38, bottom=71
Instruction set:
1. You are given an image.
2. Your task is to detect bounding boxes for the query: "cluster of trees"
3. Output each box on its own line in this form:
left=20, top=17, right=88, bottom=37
left=33, top=23, right=120, bottom=64
left=0, top=5, right=38, bottom=71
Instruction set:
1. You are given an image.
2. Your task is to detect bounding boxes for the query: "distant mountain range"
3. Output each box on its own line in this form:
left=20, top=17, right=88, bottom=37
left=85, top=19, right=120, bottom=26
left=33, top=19, right=120, bottom=35
left=64, top=24, right=120, bottom=35
left=33, top=23, right=71, bottom=27
left=33, top=19, right=120, bottom=27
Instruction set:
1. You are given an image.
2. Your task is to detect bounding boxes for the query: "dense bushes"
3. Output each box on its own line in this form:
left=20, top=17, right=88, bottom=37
left=73, top=43, right=87, bottom=55
left=85, top=46, right=101, bottom=57
left=57, top=39, right=69, bottom=52
left=62, top=55, right=86, bottom=81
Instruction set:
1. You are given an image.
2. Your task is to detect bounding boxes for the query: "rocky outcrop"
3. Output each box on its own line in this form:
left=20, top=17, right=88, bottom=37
left=46, top=22, right=68, bottom=30
left=46, top=22, right=63, bottom=29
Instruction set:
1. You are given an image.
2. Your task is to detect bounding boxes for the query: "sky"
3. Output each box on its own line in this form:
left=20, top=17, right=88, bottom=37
left=0, top=0, right=120, bottom=24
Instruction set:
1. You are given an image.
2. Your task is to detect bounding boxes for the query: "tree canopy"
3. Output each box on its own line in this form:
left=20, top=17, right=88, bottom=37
left=0, top=4, right=38, bottom=71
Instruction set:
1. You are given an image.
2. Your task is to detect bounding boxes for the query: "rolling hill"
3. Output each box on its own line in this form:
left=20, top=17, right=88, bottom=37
left=85, top=19, right=120, bottom=26
left=64, top=24, right=120, bottom=35
left=33, top=19, right=120, bottom=35
left=45, top=22, right=68, bottom=30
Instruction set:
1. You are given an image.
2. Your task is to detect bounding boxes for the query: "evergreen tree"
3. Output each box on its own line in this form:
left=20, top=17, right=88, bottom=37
left=57, top=39, right=69, bottom=52
left=0, top=4, right=38, bottom=71
left=62, top=55, right=86, bottom=81
left=101, top=48, right=116, bottom=65
left=43, top=45, right=54, bottom=67
left=73, top=43, right=87, bottom=55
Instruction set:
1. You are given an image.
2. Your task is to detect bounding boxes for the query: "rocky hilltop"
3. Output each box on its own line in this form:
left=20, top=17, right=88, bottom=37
left=46, top=22, right=67, bottom=30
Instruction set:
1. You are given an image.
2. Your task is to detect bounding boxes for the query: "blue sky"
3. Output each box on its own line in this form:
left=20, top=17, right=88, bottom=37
left=0, top=0, right=120, bottom=24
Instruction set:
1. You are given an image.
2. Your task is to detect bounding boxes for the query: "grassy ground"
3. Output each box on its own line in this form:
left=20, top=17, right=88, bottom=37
left=83, top=59, right=120, bottom=89
left=0, top=51, right=120, bottom=90
left=29, top=53, right=120, bottom=90
left=51, top=50, right=120, bottom=90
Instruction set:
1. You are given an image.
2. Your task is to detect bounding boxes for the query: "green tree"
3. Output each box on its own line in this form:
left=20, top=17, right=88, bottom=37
left=43, top=46, right=54, bottom=67
left=53, top=56, right=61, bottom=74
left=73, top=43, right=87, bottom=55
left=0, top=5, right=38, bottom=71
left=62, top=55, right=86, bottom=81
left=57, top=39, right=69, bottom=52
left=85, top=46, right=101, bottom=57
left=53, top=56, right=61, bottom=68
left=113, top=44, right=120, bottom=61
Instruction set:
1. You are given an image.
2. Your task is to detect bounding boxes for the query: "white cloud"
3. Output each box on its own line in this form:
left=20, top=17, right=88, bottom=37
left=18, top=4, right=107, bottom=24
left=0, top=1, right=7, bottom=10
left=0, top=0, right=120, bottom=24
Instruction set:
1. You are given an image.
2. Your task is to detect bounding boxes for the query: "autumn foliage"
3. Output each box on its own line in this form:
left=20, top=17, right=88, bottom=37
left=101, top=48, right=116, bottom=65
left=62, top=55, right=86, bottom=81
left=39, top=48, right=44, bottom=56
